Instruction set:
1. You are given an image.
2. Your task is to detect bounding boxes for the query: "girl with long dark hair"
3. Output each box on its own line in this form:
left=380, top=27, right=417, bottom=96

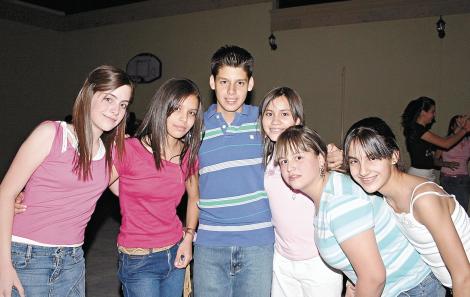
left=401, top=97, right=469, bottom=181
left=109, top=78, right=203, bottom=297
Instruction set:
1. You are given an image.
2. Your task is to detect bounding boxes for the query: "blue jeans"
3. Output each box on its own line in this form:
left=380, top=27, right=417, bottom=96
left=11, top=242, right=85, bottom=297
left=398, top=273, right=445, bottom=297
left=117, top=244, right=185, bottom=297
left=440, top=175, right=470, bottom=211
left=193, top=244, right=274, bottom=297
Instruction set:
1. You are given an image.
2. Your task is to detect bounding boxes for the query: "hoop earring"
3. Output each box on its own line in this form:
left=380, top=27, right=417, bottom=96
left=320, top=165, right=325, bottom=178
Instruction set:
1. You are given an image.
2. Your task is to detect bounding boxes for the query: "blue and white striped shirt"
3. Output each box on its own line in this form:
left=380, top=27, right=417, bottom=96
left=196, top=104, right=274, bottom=246
left=315, top=172, right=430, bottom=297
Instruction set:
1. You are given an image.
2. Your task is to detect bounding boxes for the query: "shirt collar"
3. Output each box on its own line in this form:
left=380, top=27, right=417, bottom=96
left=206, top=104, right=250, bottom=119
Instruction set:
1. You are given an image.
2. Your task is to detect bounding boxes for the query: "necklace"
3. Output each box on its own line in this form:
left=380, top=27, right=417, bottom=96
left=165, top=141, right=183, bottom=164
left=291, top=192, right=297, bottom=200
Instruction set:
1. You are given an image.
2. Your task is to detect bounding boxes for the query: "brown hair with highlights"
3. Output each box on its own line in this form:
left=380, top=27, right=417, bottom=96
left=72, top=65, right=135, bottom=180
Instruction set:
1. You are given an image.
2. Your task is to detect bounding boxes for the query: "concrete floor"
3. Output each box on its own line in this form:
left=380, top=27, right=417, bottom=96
left=84, top=191, right=122, bottom=297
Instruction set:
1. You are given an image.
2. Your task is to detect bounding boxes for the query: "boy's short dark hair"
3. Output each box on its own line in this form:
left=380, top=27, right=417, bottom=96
left=210, top=45, right=254, bottom=78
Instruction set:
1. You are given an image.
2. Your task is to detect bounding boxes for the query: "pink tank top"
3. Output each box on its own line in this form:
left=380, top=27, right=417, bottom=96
left=12, top=121, right=108, bottom=245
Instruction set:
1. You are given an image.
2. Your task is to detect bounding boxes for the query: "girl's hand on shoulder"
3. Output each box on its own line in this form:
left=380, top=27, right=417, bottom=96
left=174, top=236, right=193, bottom=269
left=0, top=264, right=25, bottom=297
left=327, top=144, right=344, bottom=171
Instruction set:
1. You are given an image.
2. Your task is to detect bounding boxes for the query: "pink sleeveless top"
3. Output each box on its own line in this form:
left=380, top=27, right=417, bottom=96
left=12, top=121, right=108, bottom=245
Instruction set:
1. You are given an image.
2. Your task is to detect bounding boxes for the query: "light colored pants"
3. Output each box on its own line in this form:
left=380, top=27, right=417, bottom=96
left=193, top=244, right=274, bottom=297
left=12, top=242, right=85, bottom=297
left=271, top=250, right=343, bottom=297
left=408, top=167, right=437, bottom=182
left=397, top=273, right=445, bottom=297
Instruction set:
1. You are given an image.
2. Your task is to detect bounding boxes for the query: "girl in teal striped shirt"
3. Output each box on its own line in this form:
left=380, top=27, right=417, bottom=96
left=275, top=125, right=444, bottom=297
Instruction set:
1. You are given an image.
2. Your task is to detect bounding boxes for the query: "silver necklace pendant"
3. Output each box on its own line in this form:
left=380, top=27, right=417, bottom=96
left=291, top=193, right=296, bottom=200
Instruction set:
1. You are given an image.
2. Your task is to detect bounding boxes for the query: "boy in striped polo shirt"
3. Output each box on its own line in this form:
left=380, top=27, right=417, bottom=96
left=193, top=45, right=275, bottom=297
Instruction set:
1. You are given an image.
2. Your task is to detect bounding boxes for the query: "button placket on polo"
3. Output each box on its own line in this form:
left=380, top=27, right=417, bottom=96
left=216, top=113, right=229, bottom=136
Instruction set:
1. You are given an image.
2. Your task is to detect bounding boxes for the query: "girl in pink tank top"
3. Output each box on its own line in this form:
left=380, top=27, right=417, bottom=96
left=0, top=65, right=134, bottom=297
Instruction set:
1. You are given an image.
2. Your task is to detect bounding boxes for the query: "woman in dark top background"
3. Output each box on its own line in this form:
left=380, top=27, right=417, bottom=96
left=401, top=96, right=469, bottom=181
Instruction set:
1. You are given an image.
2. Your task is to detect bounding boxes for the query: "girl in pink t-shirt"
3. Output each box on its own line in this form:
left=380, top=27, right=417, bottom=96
left=109, top=78, right=202, bottom=297
left=259, top=87, right=343, bottom=297
left=0, top=65, right=134, bottom=297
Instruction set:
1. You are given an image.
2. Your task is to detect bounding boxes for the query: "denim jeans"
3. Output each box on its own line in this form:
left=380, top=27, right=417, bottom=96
left=11, top=242, right=85, bottom=297
left=440, top=175, right=470, bottom=211
left=398, top=273, right=445, bottom=297
left=193, top=244, right=274, bottom=297
left=117, top=244, right=185, bottom=297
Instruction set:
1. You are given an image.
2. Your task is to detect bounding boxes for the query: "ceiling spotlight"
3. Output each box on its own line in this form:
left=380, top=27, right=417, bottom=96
left=269, top=33, right=277, bottom=50
left=436, top=15, right=446, bottom=39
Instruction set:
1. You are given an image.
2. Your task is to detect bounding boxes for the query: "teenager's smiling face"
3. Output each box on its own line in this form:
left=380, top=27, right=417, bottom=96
left=210, top=66, right=254, bottom=122
left=262, top=96, right=300, bottom=142
left=90, top=85, right=131, bottom=135
left=347, top=140, right=397, bottom=194
left=166, top=95, right=199, bottom=141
